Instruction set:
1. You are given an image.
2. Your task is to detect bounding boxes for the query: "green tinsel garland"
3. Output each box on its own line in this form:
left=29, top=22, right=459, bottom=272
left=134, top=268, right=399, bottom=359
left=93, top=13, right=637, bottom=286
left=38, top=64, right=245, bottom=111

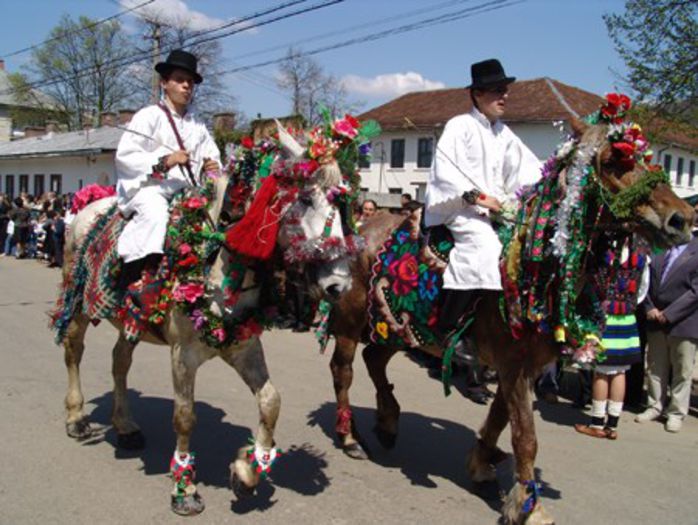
left=603, top=168, right=670, bottom=220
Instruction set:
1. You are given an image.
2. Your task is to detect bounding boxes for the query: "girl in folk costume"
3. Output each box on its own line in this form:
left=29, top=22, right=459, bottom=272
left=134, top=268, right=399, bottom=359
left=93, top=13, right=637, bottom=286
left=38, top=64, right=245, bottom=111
left=424, top=59, right=542, bottom=356
left=116, top=49, right=221, bottom=283
left=575, top=235, right=650, bottom=440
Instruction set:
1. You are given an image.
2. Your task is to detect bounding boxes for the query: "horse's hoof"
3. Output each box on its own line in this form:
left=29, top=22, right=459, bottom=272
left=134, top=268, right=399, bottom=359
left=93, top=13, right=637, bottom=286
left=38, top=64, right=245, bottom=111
left=373, top=425, right=397, bottom=449
left=343, top=441, right=369, bottom=460
left=117, top=430, right=146, bottom=450
left=66, top=418, right=92, bottom=440
left=230, top=472, right=256, bottom=500
left=171, top=493, right=205, bottom=516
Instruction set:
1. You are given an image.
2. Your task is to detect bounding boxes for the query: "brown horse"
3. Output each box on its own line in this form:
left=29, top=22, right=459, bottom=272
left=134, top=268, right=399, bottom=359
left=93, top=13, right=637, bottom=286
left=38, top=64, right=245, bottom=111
left=325, top=118, right=694, bottom=524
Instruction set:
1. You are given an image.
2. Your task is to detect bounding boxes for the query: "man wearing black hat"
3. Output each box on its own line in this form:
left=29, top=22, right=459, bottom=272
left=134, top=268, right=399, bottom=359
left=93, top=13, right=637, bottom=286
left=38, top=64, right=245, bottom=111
left=424, top=59, right=541, bottom=374
left=116, top=49, right=221, bottom=278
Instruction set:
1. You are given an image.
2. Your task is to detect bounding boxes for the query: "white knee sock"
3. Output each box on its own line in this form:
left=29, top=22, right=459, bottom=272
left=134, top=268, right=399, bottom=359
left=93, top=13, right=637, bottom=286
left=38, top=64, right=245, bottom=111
left=590, top=399, right=607, bottom=428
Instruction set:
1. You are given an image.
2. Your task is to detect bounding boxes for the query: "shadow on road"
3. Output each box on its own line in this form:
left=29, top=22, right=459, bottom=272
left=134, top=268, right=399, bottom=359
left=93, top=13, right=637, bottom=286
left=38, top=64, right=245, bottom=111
left=83, top=390, right=332, bottom=502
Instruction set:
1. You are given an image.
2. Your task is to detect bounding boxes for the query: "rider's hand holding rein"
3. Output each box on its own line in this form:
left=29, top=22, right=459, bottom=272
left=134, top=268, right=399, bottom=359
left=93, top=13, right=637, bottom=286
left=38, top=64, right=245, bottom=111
left=202, top=157, right=220, bottom=175
left=165, top=150, right=190, bottom=169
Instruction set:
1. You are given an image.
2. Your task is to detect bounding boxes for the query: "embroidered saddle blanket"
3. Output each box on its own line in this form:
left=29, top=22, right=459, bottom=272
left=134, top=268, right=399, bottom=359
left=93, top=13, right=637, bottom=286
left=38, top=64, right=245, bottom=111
left=50, top=199, right=176, bottom=344
left=367, top=209, right=454, bottom=348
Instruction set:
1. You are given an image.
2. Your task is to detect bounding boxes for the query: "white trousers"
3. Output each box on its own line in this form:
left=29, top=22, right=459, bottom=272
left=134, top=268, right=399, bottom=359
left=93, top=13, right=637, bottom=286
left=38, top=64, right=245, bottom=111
left=645, top=330, right=697, bottom=418
left=117, top=186, right=170, bottom=263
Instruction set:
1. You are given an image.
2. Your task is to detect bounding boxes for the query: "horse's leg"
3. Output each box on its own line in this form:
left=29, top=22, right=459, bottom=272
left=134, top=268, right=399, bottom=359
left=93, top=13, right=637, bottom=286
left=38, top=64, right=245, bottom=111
left=169, top=341, right=209, bottom=516
left=499, top=366, right=554, bottom=525
left=330, top=335, right=369, bottom=459
left=219, top=337, right=281, bottom=499
left=362, top=343, right=400, bottom=449
left=467, top=383, right=511, bottom=483
left=63, top=313, right=92, bottom=439
left=111, top=334, right=145, bottom=449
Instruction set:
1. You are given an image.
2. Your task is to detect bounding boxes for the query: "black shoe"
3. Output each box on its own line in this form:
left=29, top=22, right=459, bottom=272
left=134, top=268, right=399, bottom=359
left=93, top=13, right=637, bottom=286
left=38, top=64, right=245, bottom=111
left=466, top=388, right=488, bottom=405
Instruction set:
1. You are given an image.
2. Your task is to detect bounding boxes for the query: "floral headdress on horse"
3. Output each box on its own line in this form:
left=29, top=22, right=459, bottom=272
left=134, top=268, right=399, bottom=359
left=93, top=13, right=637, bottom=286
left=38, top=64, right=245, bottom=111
left=224, top=110, right=380, bottom=262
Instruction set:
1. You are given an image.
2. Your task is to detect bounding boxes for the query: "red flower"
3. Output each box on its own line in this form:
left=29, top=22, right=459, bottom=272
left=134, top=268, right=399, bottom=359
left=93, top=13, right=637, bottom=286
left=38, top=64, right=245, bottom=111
left=177, top=253, right=200, bottom=268
left=344, top=114, right=360, bottom=129
left=241, top=136, right=255, bottom=149
left=388, top=253, right=419, bottom=296
left=612, top=141, right=636, bottom=158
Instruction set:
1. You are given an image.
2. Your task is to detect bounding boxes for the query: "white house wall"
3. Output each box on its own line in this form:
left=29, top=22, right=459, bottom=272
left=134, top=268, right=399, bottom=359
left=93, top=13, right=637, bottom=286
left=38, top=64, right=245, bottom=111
left=358, top=124, right=697, bottom=201
left=655, top=145, right=698, bottom=199
left=0, top=153, right=116, bottom=196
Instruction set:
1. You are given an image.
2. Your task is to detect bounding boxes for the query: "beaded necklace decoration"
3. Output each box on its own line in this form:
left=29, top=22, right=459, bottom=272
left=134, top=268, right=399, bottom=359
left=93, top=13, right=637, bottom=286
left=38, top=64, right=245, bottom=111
left=499, top=93, right=668, bottom=363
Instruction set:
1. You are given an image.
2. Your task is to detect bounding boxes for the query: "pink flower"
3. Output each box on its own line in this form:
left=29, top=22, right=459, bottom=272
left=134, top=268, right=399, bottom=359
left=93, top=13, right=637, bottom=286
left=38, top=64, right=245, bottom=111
left=179, top=243, right=193, bottom=256
left=332, top=117, right=359, bottom=139
left=212, top=327, right=226, bottom=342
left=182, top=196, right=208, bottom=210
left=173, top=282, right=205, bottom=303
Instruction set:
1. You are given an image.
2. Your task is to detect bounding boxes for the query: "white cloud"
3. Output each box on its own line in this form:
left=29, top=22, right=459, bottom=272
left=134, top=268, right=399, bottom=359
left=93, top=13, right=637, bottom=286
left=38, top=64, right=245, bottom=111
left=342, top=72, right=446, bottom=98
left=121, top=0, right=225, bottom=31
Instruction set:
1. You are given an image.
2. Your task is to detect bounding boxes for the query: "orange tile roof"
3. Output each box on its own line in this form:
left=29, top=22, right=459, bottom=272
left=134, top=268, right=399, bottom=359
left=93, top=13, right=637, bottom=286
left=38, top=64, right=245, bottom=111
left=358, top=77, right=698, bottom=151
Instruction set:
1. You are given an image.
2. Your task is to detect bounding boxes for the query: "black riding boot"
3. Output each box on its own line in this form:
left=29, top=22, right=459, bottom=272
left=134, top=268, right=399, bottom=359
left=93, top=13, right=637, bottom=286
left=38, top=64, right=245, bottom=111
left=437, top=289, right=479, bottom=364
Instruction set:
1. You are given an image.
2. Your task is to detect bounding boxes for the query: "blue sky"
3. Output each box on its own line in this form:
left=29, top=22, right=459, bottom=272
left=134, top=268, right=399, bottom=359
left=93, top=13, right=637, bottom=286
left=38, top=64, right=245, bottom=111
left=1, top=0, right=631, bottom=120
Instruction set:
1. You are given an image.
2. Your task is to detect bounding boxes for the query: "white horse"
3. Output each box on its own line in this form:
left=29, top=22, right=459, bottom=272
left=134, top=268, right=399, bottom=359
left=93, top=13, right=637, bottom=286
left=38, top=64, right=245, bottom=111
left=58, top=139, right=354, bottom=515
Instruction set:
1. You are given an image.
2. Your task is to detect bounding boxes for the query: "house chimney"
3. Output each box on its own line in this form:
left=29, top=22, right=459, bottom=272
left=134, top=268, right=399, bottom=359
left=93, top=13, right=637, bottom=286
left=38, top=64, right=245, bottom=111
left=24, top=125, right=47, bottom=138
left=0, top=59, right=5, bottom=71
left=118, top=109, right=136, bottom=125
left=213, top=112, right=236, bottom=133
left=45, top=120, right=60, bottom=133
left=99, top=111, right=117, bottom=127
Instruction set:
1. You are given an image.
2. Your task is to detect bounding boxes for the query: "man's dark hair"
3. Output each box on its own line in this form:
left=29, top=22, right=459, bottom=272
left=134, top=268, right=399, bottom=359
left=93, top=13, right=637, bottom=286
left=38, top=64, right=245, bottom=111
left=362, top=199, right=377, bottom=209
left=401, top=193, right=412, bottom=201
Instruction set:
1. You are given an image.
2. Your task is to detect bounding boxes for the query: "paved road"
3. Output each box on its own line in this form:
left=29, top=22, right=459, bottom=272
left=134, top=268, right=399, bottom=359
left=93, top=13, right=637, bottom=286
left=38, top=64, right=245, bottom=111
left=1, top=256, right=697, bottom=525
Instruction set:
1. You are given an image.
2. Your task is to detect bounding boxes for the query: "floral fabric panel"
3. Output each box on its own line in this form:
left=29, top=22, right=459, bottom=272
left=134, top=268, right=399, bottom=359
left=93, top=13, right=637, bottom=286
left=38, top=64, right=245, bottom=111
left=368, top=210, right=453, bottom=348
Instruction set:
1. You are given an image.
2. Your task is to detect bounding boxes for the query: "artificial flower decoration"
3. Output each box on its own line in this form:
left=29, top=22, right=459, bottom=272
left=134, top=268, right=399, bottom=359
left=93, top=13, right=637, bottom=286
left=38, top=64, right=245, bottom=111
left=600, top=92, right=632, bottom=124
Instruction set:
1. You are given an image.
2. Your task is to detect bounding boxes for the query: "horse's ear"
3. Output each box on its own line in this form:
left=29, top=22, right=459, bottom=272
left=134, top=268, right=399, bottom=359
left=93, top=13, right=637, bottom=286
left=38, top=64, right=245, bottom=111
left=569, top=117, right=588, bottom=138
left=275, top=119, right=305, bottom=159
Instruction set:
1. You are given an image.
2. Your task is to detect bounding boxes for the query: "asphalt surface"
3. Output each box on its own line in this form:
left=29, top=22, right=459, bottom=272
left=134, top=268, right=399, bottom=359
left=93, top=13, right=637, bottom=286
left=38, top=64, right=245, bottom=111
left=1, top=256, right=697, bottom=525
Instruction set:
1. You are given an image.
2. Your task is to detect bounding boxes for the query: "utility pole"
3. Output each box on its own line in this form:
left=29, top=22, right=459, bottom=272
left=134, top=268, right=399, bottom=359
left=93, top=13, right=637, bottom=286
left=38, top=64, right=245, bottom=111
left=150, top=22, right=161, bottom=104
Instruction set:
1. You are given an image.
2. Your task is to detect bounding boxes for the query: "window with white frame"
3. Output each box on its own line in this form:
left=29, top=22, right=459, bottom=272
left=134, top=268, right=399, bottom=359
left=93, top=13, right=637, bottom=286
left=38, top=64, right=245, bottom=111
left=390, top=139, right=405, bottom=168
left=663, top=154, right=672, bottom=175
left=676, top=158, right=684, bottom=186
left=417, top=137, right=433, bottom=168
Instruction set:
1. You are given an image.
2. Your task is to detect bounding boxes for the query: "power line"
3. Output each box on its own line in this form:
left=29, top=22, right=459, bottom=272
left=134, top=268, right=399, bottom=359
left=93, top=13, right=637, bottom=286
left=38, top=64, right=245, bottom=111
left=231, top=0, right=478, bottom=62
left=220, top=0, right=523, bottom=75
left=1, top=0, right=155, bottom=59
left=0, top=0, right=343, bottom=97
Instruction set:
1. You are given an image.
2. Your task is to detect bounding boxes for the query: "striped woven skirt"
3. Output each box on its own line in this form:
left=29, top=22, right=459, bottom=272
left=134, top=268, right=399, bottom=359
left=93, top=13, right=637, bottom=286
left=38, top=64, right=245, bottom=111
left=599, top=313, right=642, bottom=367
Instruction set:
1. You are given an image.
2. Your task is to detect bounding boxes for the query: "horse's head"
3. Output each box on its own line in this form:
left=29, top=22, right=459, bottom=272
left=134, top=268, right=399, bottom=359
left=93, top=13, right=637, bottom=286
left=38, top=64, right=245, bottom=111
left=568, top=101, right=693, bottom=248
left=274, top=126, right=360, bottom=300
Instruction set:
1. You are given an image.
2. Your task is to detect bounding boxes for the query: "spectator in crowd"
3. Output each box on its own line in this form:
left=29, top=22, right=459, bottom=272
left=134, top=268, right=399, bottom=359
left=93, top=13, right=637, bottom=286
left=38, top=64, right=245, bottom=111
left=10, top=197, right=31, bottom=258
left=4, top=217, right=15, bottom=256
left=51, top=206, right=66, bottom=268
left=400, top=193, right=412, bottom=208
left=575, top=235, right=649, bottom=440
left=0, top=193, right=10, bottom=253
left=637, top=234, right=698, bottom=433
left=356, top=199, right=377, bottom=228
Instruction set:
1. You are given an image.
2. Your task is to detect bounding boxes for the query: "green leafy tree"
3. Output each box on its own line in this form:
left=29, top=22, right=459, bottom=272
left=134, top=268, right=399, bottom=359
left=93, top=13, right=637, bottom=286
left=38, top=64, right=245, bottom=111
left=25, top=15, right=136, bottom=129
left=604, top=0, right=698, bottom=126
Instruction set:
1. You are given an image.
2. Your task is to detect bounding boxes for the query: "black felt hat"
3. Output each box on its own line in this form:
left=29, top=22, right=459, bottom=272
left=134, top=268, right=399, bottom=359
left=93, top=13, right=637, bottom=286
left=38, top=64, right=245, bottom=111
left=155, top=49, right=203, bottom=84
left=467, top=59, right=515, bottom=90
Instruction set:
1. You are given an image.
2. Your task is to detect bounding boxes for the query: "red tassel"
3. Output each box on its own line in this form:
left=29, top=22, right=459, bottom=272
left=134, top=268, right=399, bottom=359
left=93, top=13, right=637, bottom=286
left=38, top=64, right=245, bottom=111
left=226, top=177, right=282, bottom=260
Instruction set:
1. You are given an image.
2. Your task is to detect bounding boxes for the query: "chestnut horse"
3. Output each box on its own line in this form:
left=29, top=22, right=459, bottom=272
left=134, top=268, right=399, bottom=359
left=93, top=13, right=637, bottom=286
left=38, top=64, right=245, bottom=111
left=325, top=118, right=694, bottom=524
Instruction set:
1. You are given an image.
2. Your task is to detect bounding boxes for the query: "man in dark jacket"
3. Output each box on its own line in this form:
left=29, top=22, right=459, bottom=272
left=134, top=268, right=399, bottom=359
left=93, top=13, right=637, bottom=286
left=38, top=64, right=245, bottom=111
left=637, top=236, right=698, bottom=432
